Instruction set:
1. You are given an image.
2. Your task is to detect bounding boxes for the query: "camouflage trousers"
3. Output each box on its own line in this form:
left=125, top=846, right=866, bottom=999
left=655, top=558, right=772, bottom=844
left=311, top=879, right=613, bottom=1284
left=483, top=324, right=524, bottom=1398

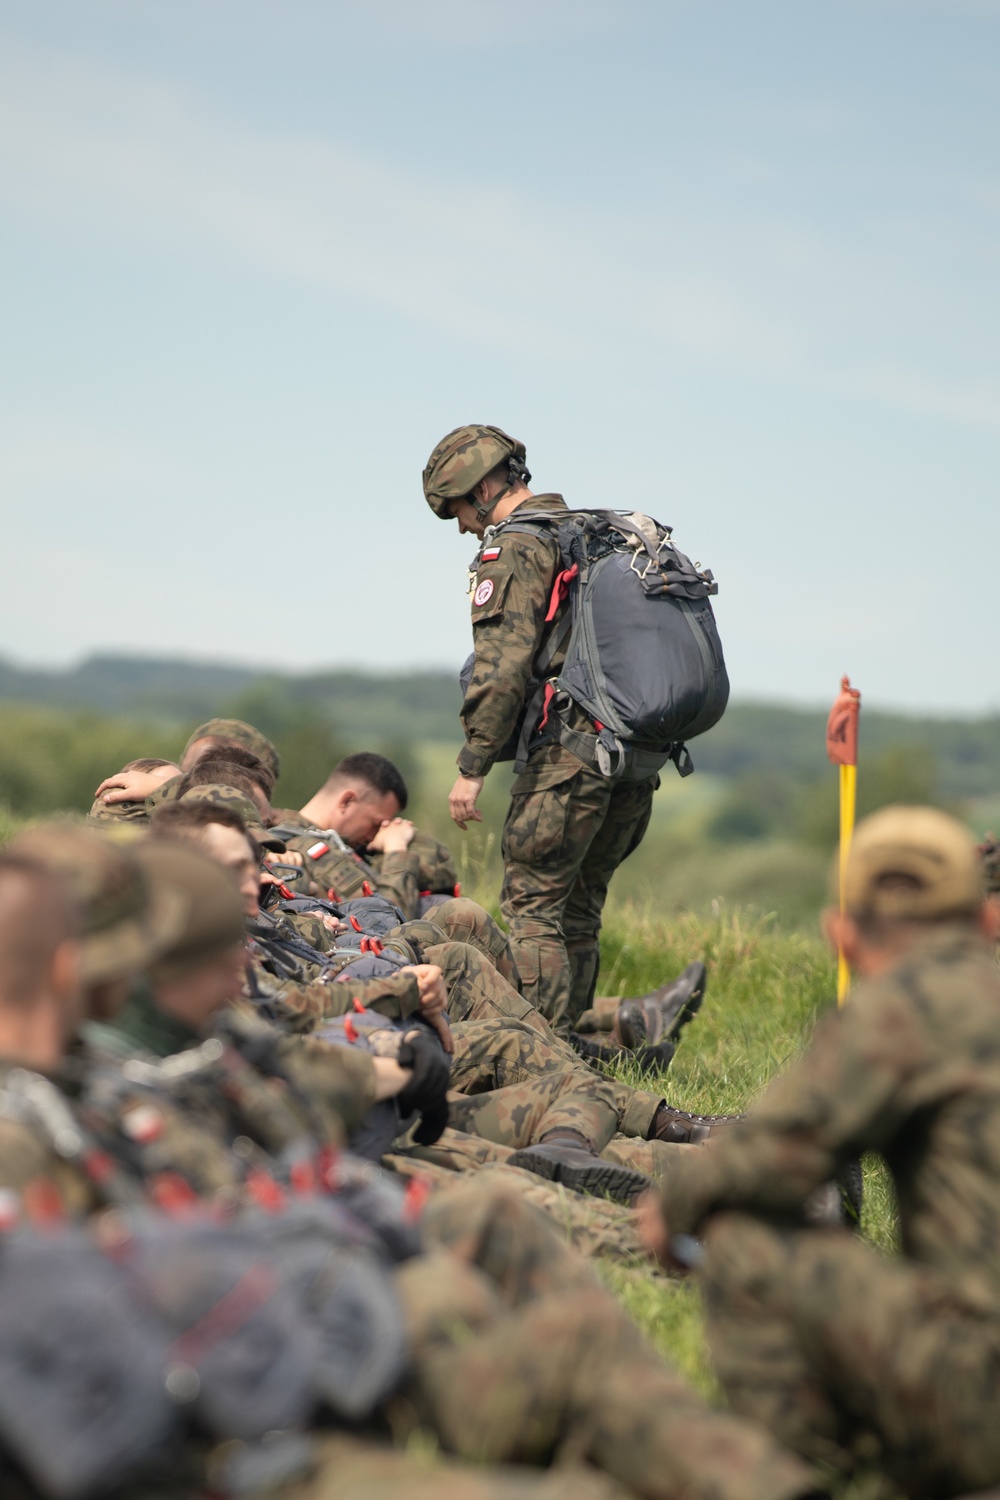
left=399, top=897, right=522, bottom=991
left=387, top=1145, right=649, bottom=1262
left=394, top=1178, right=818, bottom=1500
left=428, top=952, right=664, bottom=1141
left=448, top=1017, right=620, bottom=1150
left=499, top=744, right=656, bottom=1031
left=277, top=1431, right=626, bottom=1500
left=701, top=1210, right=1000, bottom=1497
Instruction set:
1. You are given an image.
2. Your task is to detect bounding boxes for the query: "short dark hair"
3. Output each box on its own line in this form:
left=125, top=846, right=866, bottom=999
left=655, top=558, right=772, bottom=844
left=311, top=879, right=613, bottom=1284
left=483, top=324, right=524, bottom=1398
left=178, top=760, right=271, bottom=805
left=328, top=753, right=407, bottom=811
left=192, top=747, right=275, bottom=799
left=150, top=800, right=260, bottom=862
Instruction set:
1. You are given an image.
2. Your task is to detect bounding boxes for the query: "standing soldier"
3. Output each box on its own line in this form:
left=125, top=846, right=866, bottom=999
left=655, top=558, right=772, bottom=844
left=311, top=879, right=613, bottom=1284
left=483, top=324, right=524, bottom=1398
left=423, top=425, right=667, bottom=1031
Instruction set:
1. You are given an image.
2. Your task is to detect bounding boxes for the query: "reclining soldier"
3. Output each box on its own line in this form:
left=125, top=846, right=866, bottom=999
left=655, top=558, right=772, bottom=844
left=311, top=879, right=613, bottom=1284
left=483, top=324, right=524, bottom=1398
left=0, top=842, right=826, bottom=1500
left=641, top=806, right=1000, bottom=1498
left=152, top=796, right=730, bottom=1201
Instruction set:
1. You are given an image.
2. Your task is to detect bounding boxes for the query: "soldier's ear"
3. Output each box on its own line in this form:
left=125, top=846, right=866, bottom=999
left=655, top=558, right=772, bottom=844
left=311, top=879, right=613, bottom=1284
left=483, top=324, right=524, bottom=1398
left=823, top=907, right=862, bottom=971
left=979, top=896, right=1000, bottom=945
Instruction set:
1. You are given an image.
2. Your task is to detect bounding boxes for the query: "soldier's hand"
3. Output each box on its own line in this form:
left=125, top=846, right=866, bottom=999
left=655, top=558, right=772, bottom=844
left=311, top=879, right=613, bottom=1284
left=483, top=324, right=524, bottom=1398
left=368, top=817, right=416, bottom=854
left=95, top=764, right=179, bottom=804
left=264, top=850, right=304, bottom=868
left=635, top=1188, right=673, bottom=1266
left=403, top=963, right=447, bottom=1018
left=449, top=774, right=484, bottom=830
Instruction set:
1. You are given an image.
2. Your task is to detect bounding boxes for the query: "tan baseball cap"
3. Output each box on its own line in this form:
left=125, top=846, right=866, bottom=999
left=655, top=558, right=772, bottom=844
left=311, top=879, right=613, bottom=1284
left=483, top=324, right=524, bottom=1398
left=9, top=821, right=185, bottom=983
left=837, top=805, right=982, bottom=921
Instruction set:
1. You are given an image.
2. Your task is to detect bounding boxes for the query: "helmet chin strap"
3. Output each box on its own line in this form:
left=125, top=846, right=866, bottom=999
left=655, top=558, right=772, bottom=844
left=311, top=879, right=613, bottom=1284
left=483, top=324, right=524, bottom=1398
left=471, top=456, right=532, bottom=523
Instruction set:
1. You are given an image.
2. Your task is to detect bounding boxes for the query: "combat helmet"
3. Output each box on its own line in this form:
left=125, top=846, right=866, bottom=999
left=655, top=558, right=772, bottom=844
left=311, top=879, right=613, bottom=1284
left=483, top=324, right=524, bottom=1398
left=422, top=425, right=531, bottom=521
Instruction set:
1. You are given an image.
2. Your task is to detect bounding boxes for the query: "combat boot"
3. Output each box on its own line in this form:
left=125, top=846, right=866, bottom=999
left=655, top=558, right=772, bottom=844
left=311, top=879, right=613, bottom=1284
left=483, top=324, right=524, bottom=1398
left=650, top=1102, right=744, bottom=1144
left=615, top=961, right=707, bottom=1051
left=507, top=1132, right=651, bottom=1205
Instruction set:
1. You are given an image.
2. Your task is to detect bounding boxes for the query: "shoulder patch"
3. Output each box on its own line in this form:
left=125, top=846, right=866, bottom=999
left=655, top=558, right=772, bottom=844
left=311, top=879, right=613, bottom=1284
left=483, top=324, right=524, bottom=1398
left=481, top=546, right=502, bottom=562
left=473, top=578, right=495, bottom=607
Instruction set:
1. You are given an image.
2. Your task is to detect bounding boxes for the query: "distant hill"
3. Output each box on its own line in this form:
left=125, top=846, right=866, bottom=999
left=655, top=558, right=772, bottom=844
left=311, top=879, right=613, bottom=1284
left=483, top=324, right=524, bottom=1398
left=0, top=653, right=997, bottom=800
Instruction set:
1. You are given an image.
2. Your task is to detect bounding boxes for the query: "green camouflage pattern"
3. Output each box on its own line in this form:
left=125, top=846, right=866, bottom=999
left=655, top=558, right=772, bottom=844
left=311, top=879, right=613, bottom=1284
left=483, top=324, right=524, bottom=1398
left=272, top=810, right=421, bottom=915
left=394, top=898, right=521, bottom=989
left=659, top=924, right=1000, bottom=1489
left=369, top=826, right=460, bottom=899
left=500, top=743, right=656, bottom=1029
left=87, top=794, right=149, bottom=825
left=458, top=493, right=568, bottom=779
left=980, top=835, right=1000, bottom=895
left=183, top=717, right=281, bottom=777
left=422, top=425, right=524, bottom=518
left=447, top=1017, right=619, bottom=1151
left=398, top=1176, right=820, bottom=1500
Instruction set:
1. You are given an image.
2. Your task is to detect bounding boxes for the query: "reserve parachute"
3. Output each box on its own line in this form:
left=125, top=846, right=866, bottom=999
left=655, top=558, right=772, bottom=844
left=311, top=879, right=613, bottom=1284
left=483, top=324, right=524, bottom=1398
left=466, top=508, right=729, bottom=781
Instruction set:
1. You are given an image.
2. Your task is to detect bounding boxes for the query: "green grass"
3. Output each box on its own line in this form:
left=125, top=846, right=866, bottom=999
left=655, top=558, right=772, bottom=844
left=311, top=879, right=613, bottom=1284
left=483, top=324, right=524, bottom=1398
left=582, top=906, right=900, bottom=1418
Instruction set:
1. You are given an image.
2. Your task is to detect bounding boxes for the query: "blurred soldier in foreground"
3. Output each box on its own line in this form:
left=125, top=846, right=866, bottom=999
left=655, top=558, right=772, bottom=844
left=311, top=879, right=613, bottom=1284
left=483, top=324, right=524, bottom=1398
left=641, top=805, right=1000, bottom=1497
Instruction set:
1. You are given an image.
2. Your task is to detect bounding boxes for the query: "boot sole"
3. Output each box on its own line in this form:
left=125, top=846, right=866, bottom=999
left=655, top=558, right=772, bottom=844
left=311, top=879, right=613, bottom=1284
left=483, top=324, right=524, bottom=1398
left=506, top=1147, right=650, bottom=1206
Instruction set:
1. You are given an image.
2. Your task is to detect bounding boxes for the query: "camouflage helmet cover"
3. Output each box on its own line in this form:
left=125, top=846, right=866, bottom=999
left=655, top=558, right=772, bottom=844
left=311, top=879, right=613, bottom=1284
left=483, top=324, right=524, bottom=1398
left=422, top=425, right=528, bottom=518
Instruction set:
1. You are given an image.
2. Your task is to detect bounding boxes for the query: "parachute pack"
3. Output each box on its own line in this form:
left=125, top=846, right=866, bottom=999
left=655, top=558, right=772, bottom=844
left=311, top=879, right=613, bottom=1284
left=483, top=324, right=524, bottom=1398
left=469, top=508, right=730, bottom=781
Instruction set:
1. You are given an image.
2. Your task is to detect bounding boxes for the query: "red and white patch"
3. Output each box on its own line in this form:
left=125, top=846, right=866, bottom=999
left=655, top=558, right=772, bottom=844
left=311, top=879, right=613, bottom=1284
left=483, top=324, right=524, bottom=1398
left=473, top=578, right=495, bottom=607
left=306, top=841, right=330, bottom=860
left=481, top=546, right=502, bottom=561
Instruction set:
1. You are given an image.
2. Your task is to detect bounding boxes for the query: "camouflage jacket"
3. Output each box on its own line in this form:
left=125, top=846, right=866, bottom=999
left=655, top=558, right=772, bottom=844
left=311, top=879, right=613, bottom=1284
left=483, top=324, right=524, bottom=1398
left=459, top=493, right=589, bottom=779
left=660, top=926, right=1000, bottom=1312
left=267, top=808, right=422, bottom=917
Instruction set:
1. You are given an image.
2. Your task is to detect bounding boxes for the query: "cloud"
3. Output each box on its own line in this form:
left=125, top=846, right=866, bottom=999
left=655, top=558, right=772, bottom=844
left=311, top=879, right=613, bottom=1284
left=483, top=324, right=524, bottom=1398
left=0, top=38, right=998, bottom=434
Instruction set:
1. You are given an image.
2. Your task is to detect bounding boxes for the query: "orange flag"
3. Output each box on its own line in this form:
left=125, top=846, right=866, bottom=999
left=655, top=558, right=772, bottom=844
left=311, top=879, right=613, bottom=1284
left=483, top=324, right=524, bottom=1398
left=827, top=675, right=861, bottom=1003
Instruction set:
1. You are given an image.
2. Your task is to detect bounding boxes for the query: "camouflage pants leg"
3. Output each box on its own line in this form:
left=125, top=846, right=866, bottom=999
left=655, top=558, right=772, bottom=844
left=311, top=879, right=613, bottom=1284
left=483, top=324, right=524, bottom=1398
left=561, top=778, right=656, bottom=1019
left=397, top=1179, right=818, bottom=1500
left=499, top=745, right=656, bottom=1031
left=413, top=897, right=522, bottom=991
left=702, top=1210, right=1000, bottom=1496
left=276, top=1431, right=628, bottom=1500
left=449, top=1014, right=663, bottom=1146
left=385, top=1147, right=648, bottom=1262
left=423, top=941, right=548, bottom=1031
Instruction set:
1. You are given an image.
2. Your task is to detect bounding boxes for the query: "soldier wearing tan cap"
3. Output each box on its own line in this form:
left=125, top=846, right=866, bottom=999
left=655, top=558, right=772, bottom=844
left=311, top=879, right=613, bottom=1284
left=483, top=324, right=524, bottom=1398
left=641, top=805, right=1000, bottom=1497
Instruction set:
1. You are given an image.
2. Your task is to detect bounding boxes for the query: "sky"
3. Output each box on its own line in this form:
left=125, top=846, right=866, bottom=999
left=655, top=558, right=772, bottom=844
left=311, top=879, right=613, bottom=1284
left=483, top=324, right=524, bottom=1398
left=0, top=0, right=997, bottom=712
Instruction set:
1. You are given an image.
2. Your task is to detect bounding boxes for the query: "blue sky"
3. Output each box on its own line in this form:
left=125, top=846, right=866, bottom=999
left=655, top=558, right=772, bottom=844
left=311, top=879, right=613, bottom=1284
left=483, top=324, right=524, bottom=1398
left=1, top=0, right=997, bottom=711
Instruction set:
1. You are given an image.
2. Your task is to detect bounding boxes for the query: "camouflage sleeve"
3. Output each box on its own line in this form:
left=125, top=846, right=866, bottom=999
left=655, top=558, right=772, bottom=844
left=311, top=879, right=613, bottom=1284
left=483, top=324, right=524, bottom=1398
left=659, top=977, right=930, bottom=1235
left=362, top=849, right=421, bottom=919
left=458, top=530, right=560, bottom=779
left=280, top=834, right=371, bottom=902
left=144, top=774, right=183, bottom=813
left=0, top=1119, right=93, bottom=1220
left=262, top=967, right=423, bottom=1034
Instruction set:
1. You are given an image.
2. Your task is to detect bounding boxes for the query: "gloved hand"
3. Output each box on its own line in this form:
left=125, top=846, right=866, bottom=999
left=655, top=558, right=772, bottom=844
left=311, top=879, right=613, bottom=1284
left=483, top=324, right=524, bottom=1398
left=396, top=1029, right=451, bottom=1145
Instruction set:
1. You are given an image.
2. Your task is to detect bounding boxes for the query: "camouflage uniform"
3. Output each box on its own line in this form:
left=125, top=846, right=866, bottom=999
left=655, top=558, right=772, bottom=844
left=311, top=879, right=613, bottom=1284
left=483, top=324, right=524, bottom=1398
left=397, top=1175, right=820, bottom=1500
left=269, top=808, right=424, bottom=916
left=659, top=916, right=1000, bottom=1492
left=460, top=494, right=657, bottom=1031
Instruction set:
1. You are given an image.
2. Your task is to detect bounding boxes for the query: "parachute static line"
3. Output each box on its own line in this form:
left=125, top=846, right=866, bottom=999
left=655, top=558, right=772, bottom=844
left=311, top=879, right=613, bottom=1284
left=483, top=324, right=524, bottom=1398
left=826, top=676, right=862, bottom=1005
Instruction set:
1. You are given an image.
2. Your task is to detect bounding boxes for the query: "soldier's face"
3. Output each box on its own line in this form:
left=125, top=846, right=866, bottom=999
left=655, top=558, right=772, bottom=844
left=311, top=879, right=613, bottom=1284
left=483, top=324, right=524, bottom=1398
left=196, top=823, right=261, bottom=918
left=335, top=787, right=402, bottom=849
left=448, top=498, right=485, bottom=537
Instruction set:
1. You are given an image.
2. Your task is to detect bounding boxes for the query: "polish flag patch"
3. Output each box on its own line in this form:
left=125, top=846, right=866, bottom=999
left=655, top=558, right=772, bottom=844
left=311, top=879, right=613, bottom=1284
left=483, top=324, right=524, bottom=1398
left=306, top=841, right=330, bottom=859
left=481, top=546, right=502, bottom=561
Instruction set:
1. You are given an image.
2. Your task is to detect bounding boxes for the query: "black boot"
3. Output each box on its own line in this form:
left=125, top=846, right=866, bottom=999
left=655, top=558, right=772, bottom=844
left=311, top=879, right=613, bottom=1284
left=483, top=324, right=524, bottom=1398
left=507, top=1133, right=651, bottom=1205
left=616, top=961, right=707, bottom=1050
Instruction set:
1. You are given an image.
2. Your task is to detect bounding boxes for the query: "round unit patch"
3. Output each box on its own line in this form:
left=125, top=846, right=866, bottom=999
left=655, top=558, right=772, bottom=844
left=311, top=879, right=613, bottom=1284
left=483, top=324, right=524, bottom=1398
left=473, top=578, right=495, bottom=607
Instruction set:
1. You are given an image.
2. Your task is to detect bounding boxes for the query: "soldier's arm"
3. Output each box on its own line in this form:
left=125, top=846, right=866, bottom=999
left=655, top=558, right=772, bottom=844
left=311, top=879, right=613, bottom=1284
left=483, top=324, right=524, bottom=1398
left=659, top=978, right=928, bottom=1235
left=263, top=968, right=423, bottom=1033
left=458, top=531, right=559, bottom=779
left=280, top=834, right=371, bottom=902
left=360, top=849, right=421, bottom=919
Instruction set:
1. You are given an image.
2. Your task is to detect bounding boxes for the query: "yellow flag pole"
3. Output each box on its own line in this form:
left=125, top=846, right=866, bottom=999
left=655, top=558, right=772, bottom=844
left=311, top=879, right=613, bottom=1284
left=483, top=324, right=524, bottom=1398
left=837, top=761, right=857, bottom=1004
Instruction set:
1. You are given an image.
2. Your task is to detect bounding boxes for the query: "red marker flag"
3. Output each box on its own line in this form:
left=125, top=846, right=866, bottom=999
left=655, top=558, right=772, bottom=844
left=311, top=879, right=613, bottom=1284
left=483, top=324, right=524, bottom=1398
left=826, top=675, right=861, bottom=767
left=826, top=676, right=861, bottom=1003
